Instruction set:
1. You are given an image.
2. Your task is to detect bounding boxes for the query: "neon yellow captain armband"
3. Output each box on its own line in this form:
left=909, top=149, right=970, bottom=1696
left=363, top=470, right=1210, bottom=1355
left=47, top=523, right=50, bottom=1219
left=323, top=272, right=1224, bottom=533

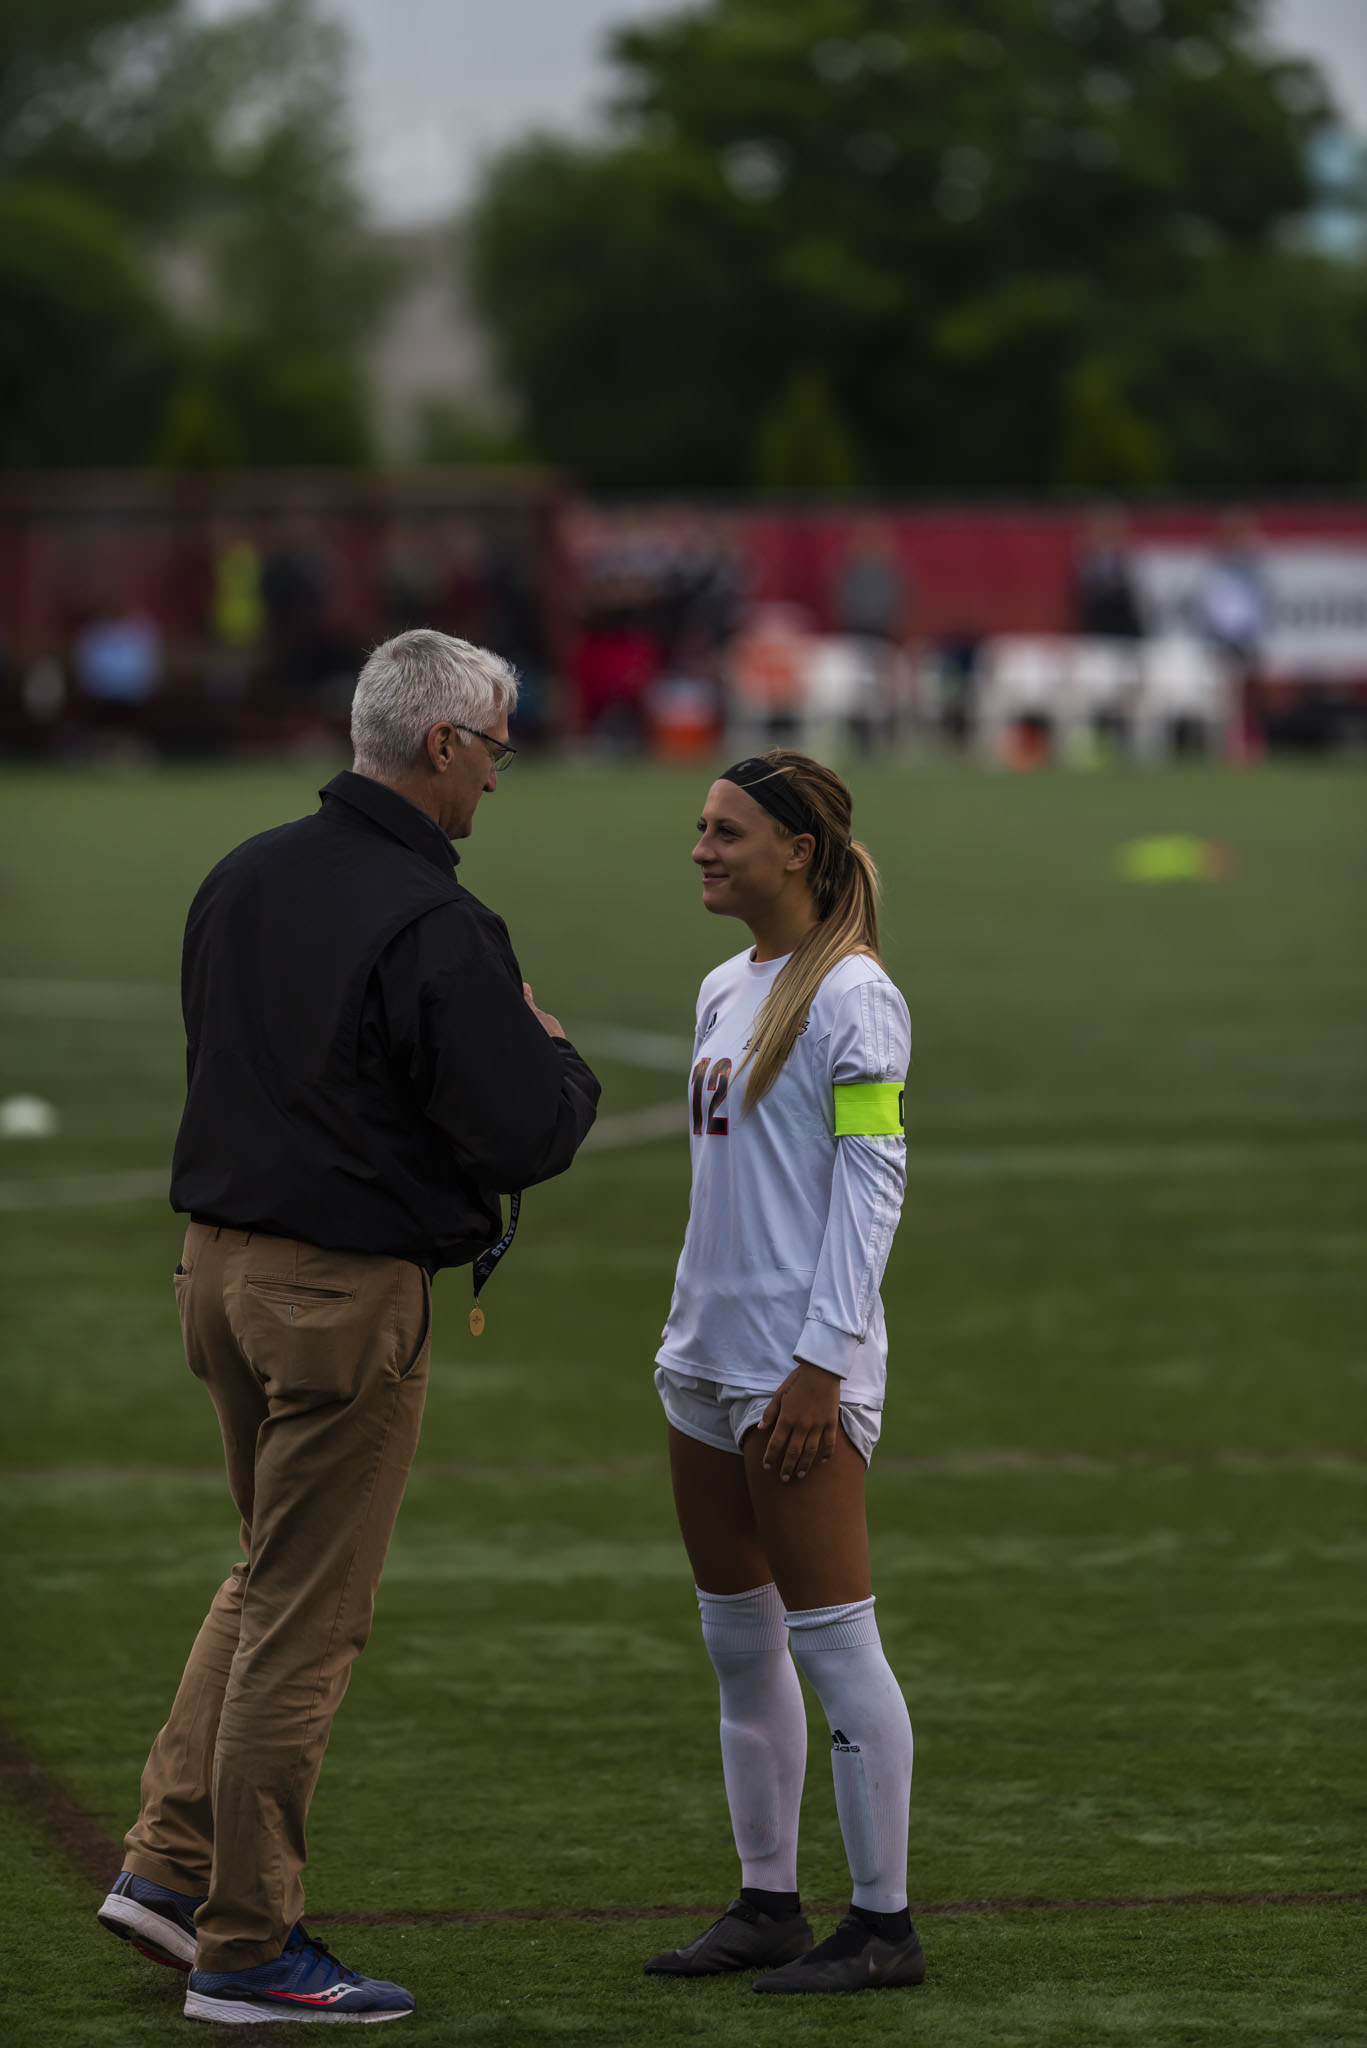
left=832, top=1080, right=905, bottom=1137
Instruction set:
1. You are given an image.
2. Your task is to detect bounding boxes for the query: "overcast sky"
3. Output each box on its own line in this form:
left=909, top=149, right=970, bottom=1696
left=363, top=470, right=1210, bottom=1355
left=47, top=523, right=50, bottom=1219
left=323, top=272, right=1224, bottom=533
left=198, top=0, right=1367, bottom=225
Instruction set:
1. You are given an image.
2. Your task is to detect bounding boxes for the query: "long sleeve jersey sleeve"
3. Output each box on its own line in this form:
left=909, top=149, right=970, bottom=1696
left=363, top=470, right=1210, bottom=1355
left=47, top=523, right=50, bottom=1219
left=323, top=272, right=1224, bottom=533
left=795, top=978, right=910, bottom=1376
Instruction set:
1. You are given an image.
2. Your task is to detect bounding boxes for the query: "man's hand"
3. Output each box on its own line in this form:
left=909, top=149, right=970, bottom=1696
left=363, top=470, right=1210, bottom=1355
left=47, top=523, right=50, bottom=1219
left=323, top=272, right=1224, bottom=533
left=760, top=1359, right=842, bottom=1482
left=523, top=982, right=565, bottom=1038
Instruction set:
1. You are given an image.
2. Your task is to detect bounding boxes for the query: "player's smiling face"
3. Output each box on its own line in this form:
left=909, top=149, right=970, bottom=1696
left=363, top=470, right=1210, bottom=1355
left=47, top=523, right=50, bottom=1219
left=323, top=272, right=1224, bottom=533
left=693, top=780, right=801, bottom=922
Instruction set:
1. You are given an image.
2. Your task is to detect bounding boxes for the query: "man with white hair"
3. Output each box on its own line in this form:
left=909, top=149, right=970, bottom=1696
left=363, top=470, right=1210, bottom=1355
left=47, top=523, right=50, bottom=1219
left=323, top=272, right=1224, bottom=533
left=98, top=630, right=600, bottom=2025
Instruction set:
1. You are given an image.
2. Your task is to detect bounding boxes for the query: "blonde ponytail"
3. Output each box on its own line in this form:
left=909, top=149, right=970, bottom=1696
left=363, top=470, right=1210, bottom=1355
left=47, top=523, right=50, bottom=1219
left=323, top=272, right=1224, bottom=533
left=738, top=753, right=882, bottom=1112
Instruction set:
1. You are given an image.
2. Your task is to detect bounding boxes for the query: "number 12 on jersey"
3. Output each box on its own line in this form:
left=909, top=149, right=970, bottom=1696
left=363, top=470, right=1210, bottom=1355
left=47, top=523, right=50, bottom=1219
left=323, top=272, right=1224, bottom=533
left=690, top=1056, right=732, bottom=1135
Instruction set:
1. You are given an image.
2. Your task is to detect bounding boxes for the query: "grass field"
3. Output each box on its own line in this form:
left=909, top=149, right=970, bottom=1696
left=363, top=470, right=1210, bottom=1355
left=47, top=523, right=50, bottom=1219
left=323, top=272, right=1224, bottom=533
left=0, top=756, right=1364, bottom=2047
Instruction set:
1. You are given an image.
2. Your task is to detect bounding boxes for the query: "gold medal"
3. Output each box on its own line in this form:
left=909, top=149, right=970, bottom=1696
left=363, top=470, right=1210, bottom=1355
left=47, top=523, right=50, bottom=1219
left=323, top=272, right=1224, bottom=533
left=468, top=1303, right=485, bottom=1337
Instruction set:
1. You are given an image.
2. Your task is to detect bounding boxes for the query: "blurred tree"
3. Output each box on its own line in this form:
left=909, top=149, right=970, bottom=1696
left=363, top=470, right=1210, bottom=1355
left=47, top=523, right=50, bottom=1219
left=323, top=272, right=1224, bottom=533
left=753, top=368, right=863, bottom=488
left=468, top=0, right=1367, bottom=490
left=0, top=0, right=384, bottom=465
left=1057, top=358, right=1170, bottom=490
left=416, top=397, right=532, bottom=468
left=0, top=181, right=176, bottom=465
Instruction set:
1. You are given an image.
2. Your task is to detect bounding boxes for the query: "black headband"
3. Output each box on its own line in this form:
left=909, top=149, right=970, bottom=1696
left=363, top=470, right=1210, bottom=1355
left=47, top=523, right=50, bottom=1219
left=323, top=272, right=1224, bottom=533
left=720, top=758, right=820, bottom=840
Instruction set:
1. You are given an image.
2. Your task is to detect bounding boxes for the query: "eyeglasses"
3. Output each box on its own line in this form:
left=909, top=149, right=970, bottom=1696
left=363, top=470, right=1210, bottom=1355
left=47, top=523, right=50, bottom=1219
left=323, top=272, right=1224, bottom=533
left=450, top=722, right=517, bottom=772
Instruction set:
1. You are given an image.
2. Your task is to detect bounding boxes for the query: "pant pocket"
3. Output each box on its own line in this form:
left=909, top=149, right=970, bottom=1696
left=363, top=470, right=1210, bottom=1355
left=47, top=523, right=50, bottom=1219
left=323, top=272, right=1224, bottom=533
left=228, top=1273, right=373, bottom=1407
left=389, top=1266, right=431, bottom=1383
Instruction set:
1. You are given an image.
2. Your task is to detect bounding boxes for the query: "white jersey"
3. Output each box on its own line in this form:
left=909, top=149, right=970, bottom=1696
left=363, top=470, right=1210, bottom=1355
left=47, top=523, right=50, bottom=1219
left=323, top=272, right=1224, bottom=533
left=656, top=946, right=910, bottom=1407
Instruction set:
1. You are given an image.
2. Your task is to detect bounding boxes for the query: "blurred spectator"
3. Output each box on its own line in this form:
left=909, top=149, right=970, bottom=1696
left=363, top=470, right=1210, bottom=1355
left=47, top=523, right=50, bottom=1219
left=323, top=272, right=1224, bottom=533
left=71, top=602, right=162, bottom=751
left=928, top=628, right=983, bottom=750
left=22, top=654, right=66, bottom=728
left=1199, top=512, right=1269, bottom=757
left=724, top=603, right=810, bottom=746
left=487, top=523, right=549, bottom=671
left=259, top=517, right=354, bottom=713
left=571, top=619, right=660, bottom=751
left=438, top=518, right=493, bottom=644
left=260, top=517, right=333, bottom=688
left=210, top=536, right=265, bottom=651
left=377, top=524, right=442, bottom=635
left=565, top=505, right=750, bottom=745
left=831, top=522, right=911, bottom=750
left=654, top=508, right=746, bottom=675
left=834, top=522, right=908, bottom=643
left=202, top=532, right=265, bottom=715
left=1070, top=508, right=1146, bottom=639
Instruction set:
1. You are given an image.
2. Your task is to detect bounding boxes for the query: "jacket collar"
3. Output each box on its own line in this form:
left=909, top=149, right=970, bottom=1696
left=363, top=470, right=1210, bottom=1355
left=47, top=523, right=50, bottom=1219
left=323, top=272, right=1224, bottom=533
left=319, top=771, right=460, bottom=873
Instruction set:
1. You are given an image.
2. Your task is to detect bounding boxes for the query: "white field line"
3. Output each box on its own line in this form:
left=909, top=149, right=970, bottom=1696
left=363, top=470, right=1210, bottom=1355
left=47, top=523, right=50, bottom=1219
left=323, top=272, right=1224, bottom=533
left=0, top=978, right=178, bottom=1019
left=0, top=1132, right=1349, bottom=1213
left=0, top=984, right=693, bottom=1060
left=581, top=1102, right=688, bottom=1149
left=0, top=1168, right=170, bottom=1211
left=0, top=1109, right=687, bottom=1210
left=3, top=1450, right=1362, bottom=1489
left=570, top=1024, right=692, bottom=1071
left=2, top=986, right=1355, bottom=1206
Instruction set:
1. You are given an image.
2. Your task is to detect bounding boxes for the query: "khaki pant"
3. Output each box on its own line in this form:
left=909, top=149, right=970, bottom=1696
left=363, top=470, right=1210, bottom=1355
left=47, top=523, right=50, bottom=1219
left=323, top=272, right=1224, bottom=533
left=123, top=1221, right=431, bottom=1972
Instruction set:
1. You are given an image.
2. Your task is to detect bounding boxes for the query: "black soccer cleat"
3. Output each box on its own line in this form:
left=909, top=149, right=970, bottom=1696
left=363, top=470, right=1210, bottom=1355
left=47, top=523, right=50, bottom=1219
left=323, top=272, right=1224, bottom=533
left=645, top=1897, right=814, bottom=1977
left=752, top=1910, right=926, bottom=1993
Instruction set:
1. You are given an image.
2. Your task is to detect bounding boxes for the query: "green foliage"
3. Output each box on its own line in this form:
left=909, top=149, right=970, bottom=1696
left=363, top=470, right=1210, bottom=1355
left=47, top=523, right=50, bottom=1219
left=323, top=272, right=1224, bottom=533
left=151, top=380, right=247, bottom=471
left=416, top=396, right=533, bottom=468
left=468, top=0, right=1367, bottom=489
left=0, top=0, right=382, bottom=469
left=753, top=367, right=863, bottom=488
left=1056, top=358, right=1170, bottom=490
left=0, top=181, right=176, bottom=465
left=470, top=135, right=782, bottom=487
left=1118, top=248, right=1367, bottom=487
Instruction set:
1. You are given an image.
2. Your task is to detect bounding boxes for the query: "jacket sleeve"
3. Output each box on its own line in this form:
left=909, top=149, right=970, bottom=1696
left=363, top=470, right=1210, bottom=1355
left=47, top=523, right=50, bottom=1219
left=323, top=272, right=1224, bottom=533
left=794, top=978, right=910, bottom=1377
left=400, top=902, right=601, bottom=1192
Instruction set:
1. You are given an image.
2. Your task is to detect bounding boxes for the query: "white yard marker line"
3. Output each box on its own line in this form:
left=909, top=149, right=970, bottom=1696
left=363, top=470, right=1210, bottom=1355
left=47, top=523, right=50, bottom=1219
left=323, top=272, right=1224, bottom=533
left=0, top=1169, right=169, bottom=1211
left=0, top=987, right=694, bottom=1065
left=566, top=1025, right=693, bottom=1070
left=0, top=1133, right=1341, bottom=1212
left=0, top=1111, right=688, bottom=1210
left=0, top=979, right=177, bottom=1019
left=581, top=1102, right=688, bottom=1150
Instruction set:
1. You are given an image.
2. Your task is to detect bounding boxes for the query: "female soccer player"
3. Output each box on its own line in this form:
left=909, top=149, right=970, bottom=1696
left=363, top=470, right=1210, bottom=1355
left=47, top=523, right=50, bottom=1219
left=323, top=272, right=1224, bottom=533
left=645, top=751, right=923, bottom=1996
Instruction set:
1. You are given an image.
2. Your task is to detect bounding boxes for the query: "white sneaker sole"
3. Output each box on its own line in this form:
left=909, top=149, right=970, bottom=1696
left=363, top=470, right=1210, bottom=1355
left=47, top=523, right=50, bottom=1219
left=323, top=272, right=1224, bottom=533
left=184, top=1989, right=413, bottom=2024
left=97, top=1890, right=197, bottom=1969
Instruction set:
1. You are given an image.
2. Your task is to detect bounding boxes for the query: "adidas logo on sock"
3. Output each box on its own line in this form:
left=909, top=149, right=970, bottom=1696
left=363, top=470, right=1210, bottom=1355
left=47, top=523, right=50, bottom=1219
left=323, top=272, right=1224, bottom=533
left=831, top=1728, right=861, bottom=1753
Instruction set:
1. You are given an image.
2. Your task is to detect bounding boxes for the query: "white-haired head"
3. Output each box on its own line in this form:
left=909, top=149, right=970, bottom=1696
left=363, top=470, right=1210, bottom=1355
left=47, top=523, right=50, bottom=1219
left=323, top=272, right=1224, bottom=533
left=350, top=629, right=520, bottom=782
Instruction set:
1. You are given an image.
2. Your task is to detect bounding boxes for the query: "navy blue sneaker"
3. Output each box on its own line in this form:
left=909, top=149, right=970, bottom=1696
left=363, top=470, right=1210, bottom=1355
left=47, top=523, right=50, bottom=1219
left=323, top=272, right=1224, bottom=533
left=184, top=1925, right=415, bottom=2024
left=98, top=1869, right=204, bottom=1972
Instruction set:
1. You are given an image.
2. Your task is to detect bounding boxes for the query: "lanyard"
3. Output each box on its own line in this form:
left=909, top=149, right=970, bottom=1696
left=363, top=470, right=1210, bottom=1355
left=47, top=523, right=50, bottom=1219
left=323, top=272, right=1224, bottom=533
left=468, top=1190, right=521, bottom=1335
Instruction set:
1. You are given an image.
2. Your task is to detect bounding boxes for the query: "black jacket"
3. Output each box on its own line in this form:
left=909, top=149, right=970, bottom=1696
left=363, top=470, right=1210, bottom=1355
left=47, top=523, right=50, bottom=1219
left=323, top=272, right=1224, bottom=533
left=170, top=771, right=600, bottom=1270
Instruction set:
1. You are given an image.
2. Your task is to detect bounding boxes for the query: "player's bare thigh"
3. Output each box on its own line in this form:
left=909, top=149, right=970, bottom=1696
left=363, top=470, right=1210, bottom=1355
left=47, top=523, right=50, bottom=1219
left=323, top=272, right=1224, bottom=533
left=742, top=1423, right=872, bottom=1610
left=668, top=1419, right=872, bottom=1608
left=667, top=1424, right=770, bottom=1594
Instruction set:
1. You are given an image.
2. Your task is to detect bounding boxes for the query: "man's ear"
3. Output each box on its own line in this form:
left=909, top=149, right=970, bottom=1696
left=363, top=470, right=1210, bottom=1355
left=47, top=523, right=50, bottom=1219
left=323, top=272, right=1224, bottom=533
left=426, top=723, right=455, bottom=772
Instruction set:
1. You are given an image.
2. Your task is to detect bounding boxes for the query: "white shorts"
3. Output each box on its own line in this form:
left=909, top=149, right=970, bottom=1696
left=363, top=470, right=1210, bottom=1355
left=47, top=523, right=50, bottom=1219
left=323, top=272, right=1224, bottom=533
left=654, top=1363, right=882, bottom=1467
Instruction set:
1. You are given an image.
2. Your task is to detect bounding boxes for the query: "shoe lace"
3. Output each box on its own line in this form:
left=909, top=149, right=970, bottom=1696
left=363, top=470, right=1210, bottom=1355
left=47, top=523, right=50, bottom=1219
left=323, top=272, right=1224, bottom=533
left=286, top=1925, right=362, bottom=1984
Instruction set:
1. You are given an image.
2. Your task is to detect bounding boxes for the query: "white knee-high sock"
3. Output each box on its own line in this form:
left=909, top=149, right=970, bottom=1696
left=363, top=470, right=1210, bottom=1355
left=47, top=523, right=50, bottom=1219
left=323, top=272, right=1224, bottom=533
left=786, top=1597, right=913, bottom=1914
left=697, top=1583, right=807, bottom=1894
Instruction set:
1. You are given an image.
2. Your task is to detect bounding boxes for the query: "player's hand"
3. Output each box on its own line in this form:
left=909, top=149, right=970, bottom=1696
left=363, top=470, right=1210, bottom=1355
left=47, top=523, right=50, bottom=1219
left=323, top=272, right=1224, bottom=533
left=760, top=1360, right=842, bottom=1482
left=523, top=982, right=564, bottom=1038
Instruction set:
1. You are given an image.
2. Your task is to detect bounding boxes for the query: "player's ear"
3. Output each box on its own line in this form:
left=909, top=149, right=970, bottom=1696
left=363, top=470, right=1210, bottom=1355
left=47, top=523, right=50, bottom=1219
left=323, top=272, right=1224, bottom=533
left=787, top=832, right=815, bottom=873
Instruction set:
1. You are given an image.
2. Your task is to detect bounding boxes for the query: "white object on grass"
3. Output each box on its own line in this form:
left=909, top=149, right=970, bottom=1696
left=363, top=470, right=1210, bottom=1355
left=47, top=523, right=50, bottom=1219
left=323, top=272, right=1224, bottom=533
left=0, top=1094, right=60, bottom=1139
